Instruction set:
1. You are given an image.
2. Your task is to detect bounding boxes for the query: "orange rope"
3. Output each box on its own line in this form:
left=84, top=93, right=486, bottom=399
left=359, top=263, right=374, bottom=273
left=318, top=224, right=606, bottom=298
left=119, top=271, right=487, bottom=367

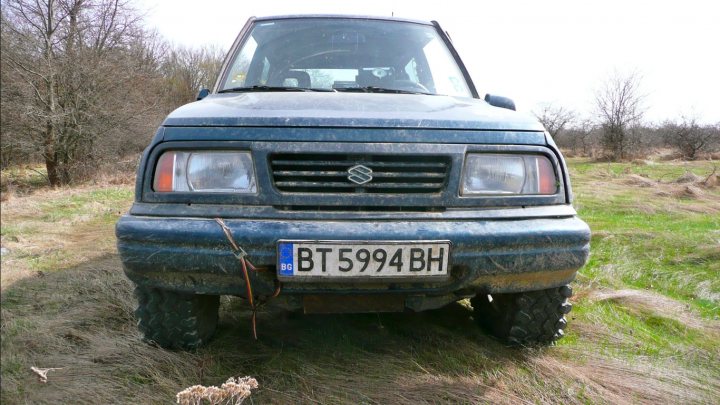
left=270, top=281, right=282, bottom=298
left=214, top=218, right=281, bottom=340
left=239, top=253, right=254, bottom=308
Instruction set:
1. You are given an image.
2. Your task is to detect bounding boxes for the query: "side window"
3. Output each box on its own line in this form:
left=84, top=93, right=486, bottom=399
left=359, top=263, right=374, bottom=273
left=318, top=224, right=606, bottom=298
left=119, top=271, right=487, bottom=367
left=422, top=38, right=470, bottom=97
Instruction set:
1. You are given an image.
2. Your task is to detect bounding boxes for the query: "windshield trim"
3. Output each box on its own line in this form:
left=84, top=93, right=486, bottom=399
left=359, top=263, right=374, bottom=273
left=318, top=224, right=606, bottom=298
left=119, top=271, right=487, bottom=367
left=253, top=14, right=434, bottom=26
left=218, top=85, right=337, bottom=93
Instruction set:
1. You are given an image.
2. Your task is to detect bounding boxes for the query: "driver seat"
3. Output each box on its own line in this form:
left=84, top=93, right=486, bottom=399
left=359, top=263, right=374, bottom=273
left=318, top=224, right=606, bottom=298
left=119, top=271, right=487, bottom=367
left=283, top=71, right=312, bottom=88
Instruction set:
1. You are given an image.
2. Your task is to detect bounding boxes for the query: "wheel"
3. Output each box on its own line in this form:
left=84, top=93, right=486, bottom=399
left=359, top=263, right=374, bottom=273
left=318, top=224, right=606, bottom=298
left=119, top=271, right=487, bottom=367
left=471, top=285, right=572, bottom=345
left=134, top=286, right=220, bottom=350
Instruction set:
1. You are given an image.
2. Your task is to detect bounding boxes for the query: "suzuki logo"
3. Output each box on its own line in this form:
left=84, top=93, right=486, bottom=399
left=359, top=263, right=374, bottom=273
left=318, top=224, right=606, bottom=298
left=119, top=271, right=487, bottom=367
left=347, top=164, right=373, bottom=185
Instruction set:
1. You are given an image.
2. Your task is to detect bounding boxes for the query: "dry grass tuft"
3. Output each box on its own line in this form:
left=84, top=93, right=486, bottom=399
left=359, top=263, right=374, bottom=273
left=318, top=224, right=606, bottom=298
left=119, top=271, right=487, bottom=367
left=701, top=172, right=718, bottom=188
left=674, top=171, right=703, bottom=184
left=527, top=349, right=717, bottom=404
left=672, top=184, right=705, bottom=199
left=0, top=188, right=14, bottom=202
left=588, top=289, right=714, bottom=331
left=695, top=280, right=720, bottom=303
left=624, top=174, right=656, bottom=187
left=590, top=230, right=613, bottom=240
left=176, top=376, right=258, bottom=405
left=30, top=367, right=63, bottom=383
left=92, top=169, right=136, bottom=187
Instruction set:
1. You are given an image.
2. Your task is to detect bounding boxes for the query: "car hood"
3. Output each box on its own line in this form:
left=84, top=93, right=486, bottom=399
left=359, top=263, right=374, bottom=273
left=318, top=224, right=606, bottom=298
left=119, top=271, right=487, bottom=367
left=162, top=92, right=544, bottom=131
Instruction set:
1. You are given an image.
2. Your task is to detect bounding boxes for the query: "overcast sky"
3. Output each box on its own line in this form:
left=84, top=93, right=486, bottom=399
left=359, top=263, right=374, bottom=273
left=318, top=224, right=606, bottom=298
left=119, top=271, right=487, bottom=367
left=137, top=0, right=720, bottom=124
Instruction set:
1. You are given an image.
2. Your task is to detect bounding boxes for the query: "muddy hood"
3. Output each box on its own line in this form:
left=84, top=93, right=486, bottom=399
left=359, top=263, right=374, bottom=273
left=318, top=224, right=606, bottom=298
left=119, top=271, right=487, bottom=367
left=162, top=92, right=544, bottom=131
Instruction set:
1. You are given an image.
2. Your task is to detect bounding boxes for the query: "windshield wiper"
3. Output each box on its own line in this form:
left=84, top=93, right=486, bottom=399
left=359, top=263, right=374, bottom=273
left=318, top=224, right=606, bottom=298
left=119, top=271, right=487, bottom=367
left=218, top=85, right=335, bottom=93
left=334, top=86, right=432, bottom=95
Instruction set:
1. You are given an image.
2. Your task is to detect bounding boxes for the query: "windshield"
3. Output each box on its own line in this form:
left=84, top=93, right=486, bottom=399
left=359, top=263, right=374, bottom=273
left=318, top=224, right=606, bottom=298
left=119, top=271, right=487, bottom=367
left=219, top=18, right=472, bottom=97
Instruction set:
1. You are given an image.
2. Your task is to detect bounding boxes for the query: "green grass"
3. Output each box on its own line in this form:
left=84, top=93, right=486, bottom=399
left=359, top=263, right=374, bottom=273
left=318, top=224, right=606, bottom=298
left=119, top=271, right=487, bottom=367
left=38, top=187, right=133, bottom=222
left=569, top=158, right=720, bottom=318
left=569, top=158, right=717, bottom=180
left=1, top=184, right=133, bottom=287
left=1, top=158, right=718, bottom=404
left=0, top=166, right=49, bottom=192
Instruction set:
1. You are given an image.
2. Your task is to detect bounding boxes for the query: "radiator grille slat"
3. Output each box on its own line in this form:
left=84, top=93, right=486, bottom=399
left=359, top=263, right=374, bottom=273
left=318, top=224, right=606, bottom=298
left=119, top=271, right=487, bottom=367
left=270, top=153, right=451, bottom=194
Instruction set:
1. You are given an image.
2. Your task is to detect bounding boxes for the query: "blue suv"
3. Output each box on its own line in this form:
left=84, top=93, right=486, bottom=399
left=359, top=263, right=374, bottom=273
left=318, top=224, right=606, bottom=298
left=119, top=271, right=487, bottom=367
left=116, top=15, right=590, bottom=349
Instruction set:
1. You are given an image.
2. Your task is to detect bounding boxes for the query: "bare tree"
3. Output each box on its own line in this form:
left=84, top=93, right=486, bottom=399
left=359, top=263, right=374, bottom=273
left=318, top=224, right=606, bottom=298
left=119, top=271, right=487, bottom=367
left=661, top=116, right=720, bottom=160
left=594, top=71, right=645, bottom=160
left=533, top=103, right=576, bottom=139
left=1, top=0, right=162, bottom=185
left=2, top=0, right=69, bottom=183
left=1, top=11, right=38, bottom=168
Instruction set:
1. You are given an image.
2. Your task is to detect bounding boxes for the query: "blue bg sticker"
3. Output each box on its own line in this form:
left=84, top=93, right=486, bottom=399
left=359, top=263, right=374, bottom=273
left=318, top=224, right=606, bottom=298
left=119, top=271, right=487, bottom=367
left=278, top=243, right=294, bottom=276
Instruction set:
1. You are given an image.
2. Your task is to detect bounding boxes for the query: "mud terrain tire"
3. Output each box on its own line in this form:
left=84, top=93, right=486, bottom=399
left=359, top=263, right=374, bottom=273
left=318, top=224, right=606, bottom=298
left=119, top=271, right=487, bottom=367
left=134, top=286, right=220, bottom=350
left=471, top=285, right=572, bottom=345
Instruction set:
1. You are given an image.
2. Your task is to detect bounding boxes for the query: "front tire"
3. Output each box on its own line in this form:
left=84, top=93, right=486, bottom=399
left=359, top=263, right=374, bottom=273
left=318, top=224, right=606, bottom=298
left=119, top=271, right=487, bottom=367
left=134, top=286, right=220, bottom=350
left=471, top=285, right=572, bottom=345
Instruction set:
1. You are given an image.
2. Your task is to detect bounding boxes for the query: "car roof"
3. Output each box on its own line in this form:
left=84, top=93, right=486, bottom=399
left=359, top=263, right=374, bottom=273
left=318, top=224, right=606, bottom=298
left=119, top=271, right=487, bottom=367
left=252, top=14, right=434, bottom=26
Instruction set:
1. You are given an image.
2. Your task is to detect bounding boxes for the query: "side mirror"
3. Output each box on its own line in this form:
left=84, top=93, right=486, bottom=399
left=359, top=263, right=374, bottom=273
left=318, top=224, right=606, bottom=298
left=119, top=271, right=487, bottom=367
left=484, top=94, right=516, bottom=111
left=196, top=88, right=210, bottom=101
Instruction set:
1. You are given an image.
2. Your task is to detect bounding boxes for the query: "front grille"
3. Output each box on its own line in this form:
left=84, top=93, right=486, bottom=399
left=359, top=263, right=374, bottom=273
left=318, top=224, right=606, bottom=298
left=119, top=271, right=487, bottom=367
left=269, top=153, right=451, bottom=194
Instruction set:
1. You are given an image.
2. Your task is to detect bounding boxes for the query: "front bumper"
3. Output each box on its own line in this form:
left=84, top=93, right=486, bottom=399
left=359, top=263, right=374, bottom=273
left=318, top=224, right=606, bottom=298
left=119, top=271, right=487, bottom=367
left=116, top=212, right=590, bottom=299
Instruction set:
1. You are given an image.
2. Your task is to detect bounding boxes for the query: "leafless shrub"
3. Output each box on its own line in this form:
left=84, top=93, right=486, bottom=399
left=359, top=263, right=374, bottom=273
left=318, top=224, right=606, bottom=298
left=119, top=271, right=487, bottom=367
left=594, top=71, right=646, bottom=160
left=558, top=119, right=602, bottom=157
left=533, top=103, right=576, bottom=139
left=660, top=117, right=720, bottom=160
left=162, top=45, right=225, bottom=107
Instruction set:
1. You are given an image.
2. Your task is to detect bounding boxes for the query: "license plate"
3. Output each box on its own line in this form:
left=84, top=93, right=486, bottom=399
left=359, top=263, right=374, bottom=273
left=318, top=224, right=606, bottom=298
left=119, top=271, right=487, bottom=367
left=277, top=240, right=451, bottom=281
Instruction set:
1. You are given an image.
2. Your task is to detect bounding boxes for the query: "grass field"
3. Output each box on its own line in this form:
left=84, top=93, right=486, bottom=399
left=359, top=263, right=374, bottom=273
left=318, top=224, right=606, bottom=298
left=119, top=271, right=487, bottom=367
left=1, top=158, right=719, bottom=404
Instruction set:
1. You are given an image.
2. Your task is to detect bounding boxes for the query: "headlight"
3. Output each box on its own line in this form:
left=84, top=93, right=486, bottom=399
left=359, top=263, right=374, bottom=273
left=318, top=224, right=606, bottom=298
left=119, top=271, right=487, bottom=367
left=153, top=151, right=257, bottom=193
left=462, top=153, right=557, bottom=195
